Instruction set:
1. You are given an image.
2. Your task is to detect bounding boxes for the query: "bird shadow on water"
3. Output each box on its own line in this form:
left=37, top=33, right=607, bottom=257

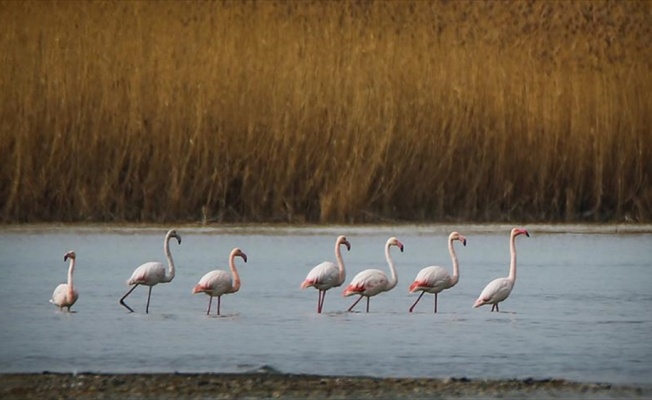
left=205, top=313, right=240, bottom=320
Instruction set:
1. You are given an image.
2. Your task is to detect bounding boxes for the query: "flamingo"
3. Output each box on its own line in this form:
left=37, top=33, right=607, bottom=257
left=300, top=235, right=351, bottom=313
left=120, top=229, right=181, bottom=313
left=343, top=237, right=404, bottom=313
left=408, top=231, right=467, bottom=313
left=192, top=248, right=248, bottom=315
left=473, top=227, right=530, bottom=312
left=50, top=251, right=79, bottom=311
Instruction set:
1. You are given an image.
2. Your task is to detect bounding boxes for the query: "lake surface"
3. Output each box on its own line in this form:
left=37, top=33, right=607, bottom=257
left=1, top=224, right=650, bottom=386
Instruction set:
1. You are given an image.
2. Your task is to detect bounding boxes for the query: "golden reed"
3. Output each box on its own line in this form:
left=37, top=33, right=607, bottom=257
left=1, top=1, right=650, bottom=223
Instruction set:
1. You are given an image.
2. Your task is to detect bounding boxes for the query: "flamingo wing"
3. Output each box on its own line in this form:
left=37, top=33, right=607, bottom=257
left=301, top=261, right=339, bottom=290
left=344, top=269, right=388, bottom=296
left=474, top=277, right=513, bottom=307
left=193, top=270, right=233, bottom=296
left=409, top=266, right=451, bottom=293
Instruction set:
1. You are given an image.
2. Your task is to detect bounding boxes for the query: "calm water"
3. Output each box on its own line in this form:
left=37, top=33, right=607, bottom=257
left=0, top=224, right=651, bottom=386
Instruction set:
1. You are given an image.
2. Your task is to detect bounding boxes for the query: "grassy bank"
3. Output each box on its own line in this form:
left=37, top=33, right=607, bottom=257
left=1, top=1, right=650, bottom=223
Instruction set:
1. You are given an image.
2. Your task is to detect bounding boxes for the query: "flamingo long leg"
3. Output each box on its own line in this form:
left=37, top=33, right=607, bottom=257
left=316, top=290, right=323, bottom=313
left=206, top=296, right=213, bottom=315
left=366, top=297, right=371, bottom=313
left=145, top=286, right=153, bottom=314
left=119, top=284, right=139, bottom=313
left=217, top=296, right=222, bottom=315
left=347, top=295, right=364, bottom=312
left=495, top=303, right=499, bottom=312
left=318, top=290, right=327, bottom=313
left=434, top=293, right=438, bottom=313
left=409, top=291, right=426, bottom=313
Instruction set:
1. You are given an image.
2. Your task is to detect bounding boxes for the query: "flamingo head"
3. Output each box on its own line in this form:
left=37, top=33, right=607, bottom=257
left=64, top=251, right=76, bottom=261
left=512, top=228, right=530, bottom=238
left=388, top=237, right=404, bottom=252
left=337, top=235, right=352, bottom=251
left=232, top=248, right=248, bottom=263
left=450, top=231, right=467, bottom=246
left=167, top=229, right=182, bottom=245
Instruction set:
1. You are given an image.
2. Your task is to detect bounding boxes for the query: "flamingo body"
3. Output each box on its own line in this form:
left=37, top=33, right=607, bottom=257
left=127, top=262, right=168, bottom=286
left=50, top=283, right=79, bottom=310
left=301, top=235, right=351, bottom=313
left=193, top=248, right=247, bottom=315
left=473, top=227, right=529, bottom=312
left=50, top=251, right=78, bottom=311
left=343, top=269, right=391, bottom=297
left=193, top=270, right=235, bottom=296
left=473, top=278, right=513, bottom=308
left=301, top=261, right=340, bottom=290
left=343, top=237, right=403, bottom=313
left=409, top=266, right=452, bottom=294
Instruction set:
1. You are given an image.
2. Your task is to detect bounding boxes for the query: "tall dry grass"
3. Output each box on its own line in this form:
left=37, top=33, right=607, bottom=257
left=1, top=0, right=650, bottom=223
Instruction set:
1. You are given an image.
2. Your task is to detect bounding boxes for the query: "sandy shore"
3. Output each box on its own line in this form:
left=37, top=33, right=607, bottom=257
left=1, top=373, right=649, bottom=399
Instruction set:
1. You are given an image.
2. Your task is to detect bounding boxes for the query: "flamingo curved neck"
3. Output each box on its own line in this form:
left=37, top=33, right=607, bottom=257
left=229, top=251, right=241, bottom=293
left=385, top=242, right=398, bottom=291
left=508, top=233, right=518, bottom=282
left=335, top=242, right=346, bottom=284
left=448, top=237, right=460, bottom=287
left=163, top=235, right=176, bottom=283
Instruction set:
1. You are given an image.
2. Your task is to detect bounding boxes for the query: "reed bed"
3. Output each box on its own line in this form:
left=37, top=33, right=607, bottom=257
left=1, top=0, right=650, bottom=223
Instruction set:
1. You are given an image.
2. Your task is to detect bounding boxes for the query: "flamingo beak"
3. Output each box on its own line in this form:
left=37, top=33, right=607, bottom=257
left=345, top=242, right=351, bottom=251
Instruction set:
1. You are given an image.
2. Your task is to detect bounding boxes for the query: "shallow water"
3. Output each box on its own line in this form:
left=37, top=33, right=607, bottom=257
left=0, top=224, right=650, bottom=386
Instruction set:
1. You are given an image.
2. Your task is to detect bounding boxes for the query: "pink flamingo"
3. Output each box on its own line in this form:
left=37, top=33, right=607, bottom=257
left=192, top=248, right=248, bottom=315
left=50, top=251, right=79, bottom=311
left=120, top=229, right=181, bottom=313
left=343, top=237, right=404, bottom=313
left=300, top=235, right=351, bottom=313
left=473, top=227, right=530, bottom=312
left=408, top=231, right=467, bottom=313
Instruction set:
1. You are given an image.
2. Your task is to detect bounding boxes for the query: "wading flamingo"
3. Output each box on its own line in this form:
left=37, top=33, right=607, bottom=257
left=300, top=235, right=351, bottom=313
left=473, top=227, right=529, bottom=312
left=409, top=232, right=467, bottom=313
left=343, top=237, right=404, bottom=313
left=50, top=251, right=79, bottom=311
left=193, top=248, right=248, bottom=315
left=120, top=229, right=181, bottom=313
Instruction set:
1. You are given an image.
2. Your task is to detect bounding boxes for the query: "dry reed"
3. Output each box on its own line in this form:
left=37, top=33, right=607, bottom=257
left=1, top=0, right=650, bottom=223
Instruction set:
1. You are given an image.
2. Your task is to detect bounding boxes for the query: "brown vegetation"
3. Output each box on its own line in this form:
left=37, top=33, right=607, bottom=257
left=1, top=0, right=650, bottom=223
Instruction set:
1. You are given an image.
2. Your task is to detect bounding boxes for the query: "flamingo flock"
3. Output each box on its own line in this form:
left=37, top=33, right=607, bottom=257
left=50, top=227, right=530, bottom=315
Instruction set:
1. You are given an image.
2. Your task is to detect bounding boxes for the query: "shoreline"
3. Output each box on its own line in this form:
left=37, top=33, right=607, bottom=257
left=1, top=372, right=649, bottom=399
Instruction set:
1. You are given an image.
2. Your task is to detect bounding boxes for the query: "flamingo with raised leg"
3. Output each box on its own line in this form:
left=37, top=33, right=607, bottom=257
left=50, top=251, right=79, bottom=311
left=473, top=227, right=529, bottom=312
left=343, top=237, right=404, bottom=313
left=409, top=231, right=466, bottom=313
left=301, top=235, right=351, bottom=313
left=193, top=248, right=248, bottom=315
left=120, top=229, right=181, bottom=313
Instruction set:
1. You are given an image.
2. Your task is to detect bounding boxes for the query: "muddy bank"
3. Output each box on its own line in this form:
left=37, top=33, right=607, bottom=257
left=1, top=373, right=649, bottom=399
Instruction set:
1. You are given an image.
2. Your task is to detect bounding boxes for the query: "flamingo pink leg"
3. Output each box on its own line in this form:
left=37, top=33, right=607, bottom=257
left=119, top=284, right=139, bottom=313
left=206, top=296, right=213, bottom=315
left=145, top=286, right=154, bottom=314
left=347, top=295, right=364, bottom=312
left=409, top=291, right=426, bottom=313
left=317, top=290, right=326, bottom=313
